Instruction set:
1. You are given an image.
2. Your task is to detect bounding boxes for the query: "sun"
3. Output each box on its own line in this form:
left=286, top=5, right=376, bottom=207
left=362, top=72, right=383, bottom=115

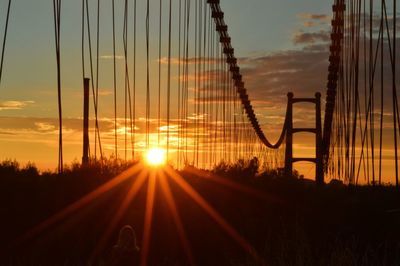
left=145, top=148, right=167, bottom=167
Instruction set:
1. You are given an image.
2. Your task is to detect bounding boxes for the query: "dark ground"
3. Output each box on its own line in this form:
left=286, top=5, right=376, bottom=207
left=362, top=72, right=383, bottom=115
left=0, top=159, right=400, bottom=265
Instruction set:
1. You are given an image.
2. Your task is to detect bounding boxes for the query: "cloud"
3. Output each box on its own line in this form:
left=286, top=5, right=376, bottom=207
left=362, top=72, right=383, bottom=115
left=0, top=101, right=34, bottom=111
left=100, top=55, right=124, bottom=60
left=293, top=30, right=330, bottom=45
left=159, top=57, right=220, bottom=65
left=179, top=69, right=227, bottom=83
left=302, top=21, right=317, bottom=28
left=357, top=12, right=400, bottom=34
left=0, top=131, right=16, bottom=135
left=297, top=13, right=330, bottom=28
left=302, top=44, right=329, bottom=52
left=98, top=89, right=113, bottom=96
left=240, top=48, right=329, bottom=96
left=190, top=96, right=238, bottom=104
left=298, top=13, right=330, bottom=21
left=35, top=122, right=56, bottom=132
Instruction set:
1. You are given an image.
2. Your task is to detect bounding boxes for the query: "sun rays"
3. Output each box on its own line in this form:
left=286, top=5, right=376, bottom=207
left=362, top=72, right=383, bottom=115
left=91, top=169, right=149, bottom=259
left=13, top=160, right=266, bottom=265
left=158, top=170, right=195, bottom=265
left=15, top=162, right=144, bottom=244
left=165, top=167, right=261, bottom=262
left=140, top=170, right=157, bottom=266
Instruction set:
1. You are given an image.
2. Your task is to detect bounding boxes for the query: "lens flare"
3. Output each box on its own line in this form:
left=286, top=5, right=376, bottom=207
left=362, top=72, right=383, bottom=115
left=145, top=148, right=166, bottom=167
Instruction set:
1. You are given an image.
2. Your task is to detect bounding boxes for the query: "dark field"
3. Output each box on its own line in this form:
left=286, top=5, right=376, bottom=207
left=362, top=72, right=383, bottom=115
left=0, top=159, right=400, bottom=265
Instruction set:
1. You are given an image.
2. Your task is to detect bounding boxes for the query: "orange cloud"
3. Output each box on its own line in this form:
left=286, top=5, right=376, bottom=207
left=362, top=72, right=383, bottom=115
left=0, top=100, right=34, bottom=111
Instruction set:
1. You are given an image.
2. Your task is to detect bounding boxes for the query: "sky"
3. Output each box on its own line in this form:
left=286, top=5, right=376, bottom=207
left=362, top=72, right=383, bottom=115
left=0, top=0, right=398, bottom=182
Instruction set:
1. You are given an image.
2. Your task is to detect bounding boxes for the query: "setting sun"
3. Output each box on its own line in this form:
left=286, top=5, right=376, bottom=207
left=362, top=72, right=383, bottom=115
left=145, top=148, right=167, bottom=167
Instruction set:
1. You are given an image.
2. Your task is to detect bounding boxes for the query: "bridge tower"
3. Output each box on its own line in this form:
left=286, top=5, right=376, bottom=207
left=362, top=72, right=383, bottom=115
left=284, top=92, right=324, bottom=185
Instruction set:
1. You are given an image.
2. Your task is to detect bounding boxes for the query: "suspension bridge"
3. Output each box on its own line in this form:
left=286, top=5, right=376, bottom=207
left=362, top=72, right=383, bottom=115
left=0, top=0, right=399, bottom=187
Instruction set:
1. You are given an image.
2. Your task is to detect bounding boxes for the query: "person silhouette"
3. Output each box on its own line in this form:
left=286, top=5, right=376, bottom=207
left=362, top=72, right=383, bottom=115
left=108, top=225, right=140, bottom=266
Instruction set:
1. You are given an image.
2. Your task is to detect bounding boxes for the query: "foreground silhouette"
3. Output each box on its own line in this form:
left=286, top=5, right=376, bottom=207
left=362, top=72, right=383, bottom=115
left=0, top=159, right=399, bottom=265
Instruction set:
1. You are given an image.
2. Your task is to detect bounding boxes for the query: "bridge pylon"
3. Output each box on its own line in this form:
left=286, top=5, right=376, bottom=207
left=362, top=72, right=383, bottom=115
left=284, top=92, right=324, bottom=185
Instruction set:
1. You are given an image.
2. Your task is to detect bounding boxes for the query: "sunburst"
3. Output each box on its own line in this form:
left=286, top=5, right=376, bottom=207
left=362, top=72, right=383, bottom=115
left=14, top=161, right=264, bottom=265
